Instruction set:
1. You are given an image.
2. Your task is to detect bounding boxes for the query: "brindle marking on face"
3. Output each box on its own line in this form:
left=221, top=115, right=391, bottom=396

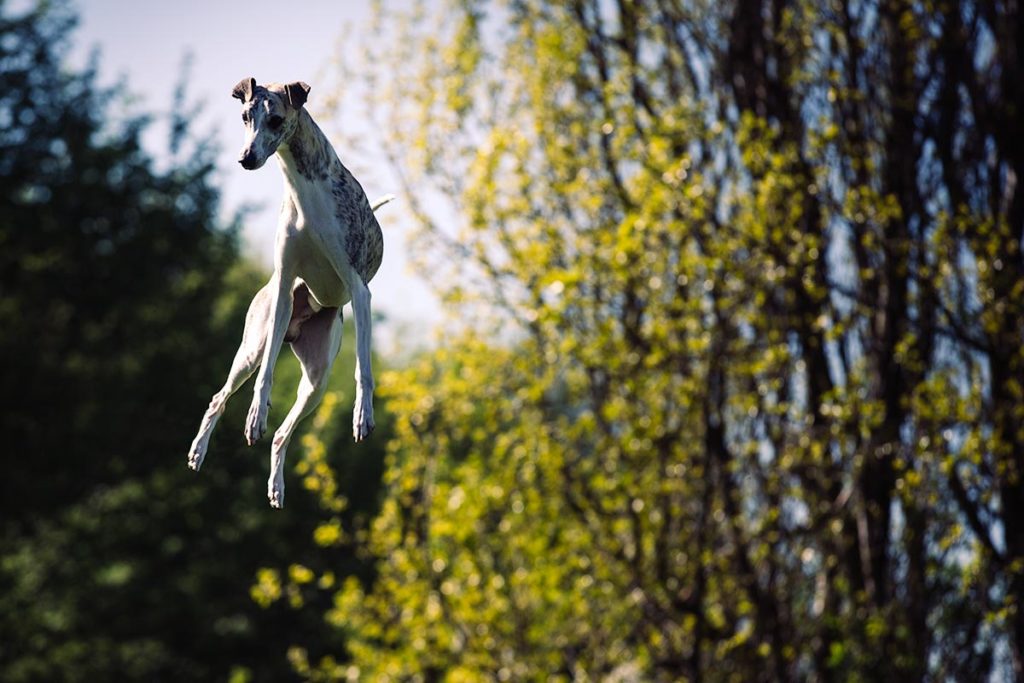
left=241, top=86, right=300, bottom=162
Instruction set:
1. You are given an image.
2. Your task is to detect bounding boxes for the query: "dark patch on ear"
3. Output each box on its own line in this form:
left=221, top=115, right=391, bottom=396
left=285, top=81, right=311, bottom=109
left=232, top=76, right=257, bottom=102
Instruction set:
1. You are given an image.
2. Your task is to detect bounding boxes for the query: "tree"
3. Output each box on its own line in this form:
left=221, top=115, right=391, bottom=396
left=275, top=0, right=1024, bottom=680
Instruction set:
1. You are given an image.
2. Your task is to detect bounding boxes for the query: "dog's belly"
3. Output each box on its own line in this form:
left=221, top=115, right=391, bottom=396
left=298, top=272, right=349, bottom=310
left=294, top=250, right=350, bottom=309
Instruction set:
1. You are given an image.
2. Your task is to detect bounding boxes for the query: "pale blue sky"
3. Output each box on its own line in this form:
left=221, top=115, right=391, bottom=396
left=62, top=0, right=441, bottom=349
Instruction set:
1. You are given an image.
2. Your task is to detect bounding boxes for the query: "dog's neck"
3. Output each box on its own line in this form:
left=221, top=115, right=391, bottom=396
left=276, top=109, right=335, bottom=184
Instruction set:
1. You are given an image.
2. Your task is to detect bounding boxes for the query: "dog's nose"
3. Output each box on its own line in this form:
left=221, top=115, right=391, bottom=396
left=238, top=151, right=257, bottom=169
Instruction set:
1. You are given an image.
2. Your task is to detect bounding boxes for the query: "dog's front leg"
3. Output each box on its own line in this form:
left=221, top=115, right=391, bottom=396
left=245, top=270, right=294, bottom=445
left=188, top=285, right=272, bottom=468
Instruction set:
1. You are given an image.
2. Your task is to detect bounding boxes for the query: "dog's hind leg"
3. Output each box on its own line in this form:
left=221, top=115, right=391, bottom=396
left=267, top=307, right=342, bottom=508
left=303, top=223, right=377, bottom=443
left=187, top=285, right=272, bottom=471
left=347, top=275, right=375, bottom=443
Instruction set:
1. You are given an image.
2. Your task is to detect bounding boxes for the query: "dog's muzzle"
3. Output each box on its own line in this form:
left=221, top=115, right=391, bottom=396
left=238, top=150, right=260, bottom=170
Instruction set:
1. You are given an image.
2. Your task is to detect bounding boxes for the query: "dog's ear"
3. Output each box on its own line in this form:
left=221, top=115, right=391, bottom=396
left=285, top=81, right=311, bottom=109
left=232, top=77, right=257, bottom=102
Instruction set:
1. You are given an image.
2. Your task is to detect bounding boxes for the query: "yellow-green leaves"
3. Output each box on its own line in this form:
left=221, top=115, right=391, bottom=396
left=285, top=0, right=1024, bottom=679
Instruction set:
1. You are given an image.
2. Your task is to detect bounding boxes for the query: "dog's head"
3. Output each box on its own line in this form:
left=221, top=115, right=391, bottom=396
left=232, top=77, right=310, bottom=170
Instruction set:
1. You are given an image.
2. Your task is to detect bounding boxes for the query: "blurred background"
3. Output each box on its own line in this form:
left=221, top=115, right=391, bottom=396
left=1, top=0, right=1022, bottom=681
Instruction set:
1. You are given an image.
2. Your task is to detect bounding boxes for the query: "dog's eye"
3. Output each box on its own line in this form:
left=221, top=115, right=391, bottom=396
left=268, top=115, right=284, bottom=130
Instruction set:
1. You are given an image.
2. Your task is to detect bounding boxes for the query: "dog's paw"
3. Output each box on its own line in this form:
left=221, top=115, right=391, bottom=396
left=353, top=400, right=375, bottom=443
left=187, top=434, right=208, bottom=471
left=245, top=398, right=268, bottom=446
left=354, top=420, right=375, bottom=442
left=268, top=479, right=285, bottom=509
left=187, top=447, right=206, bottom=472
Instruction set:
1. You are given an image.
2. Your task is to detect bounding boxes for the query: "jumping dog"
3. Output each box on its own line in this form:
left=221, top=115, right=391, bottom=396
left=187, top=77, right=391, bottom=508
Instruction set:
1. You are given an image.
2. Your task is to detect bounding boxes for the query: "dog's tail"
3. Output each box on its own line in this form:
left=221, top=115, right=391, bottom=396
left=371, top=194, right=396, bottom=212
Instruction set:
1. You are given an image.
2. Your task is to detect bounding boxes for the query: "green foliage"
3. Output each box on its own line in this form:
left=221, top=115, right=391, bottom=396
left=289, top=0, right=1024, bottom=681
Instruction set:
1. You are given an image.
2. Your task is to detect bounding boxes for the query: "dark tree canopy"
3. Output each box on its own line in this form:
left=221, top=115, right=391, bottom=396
left=0, top=1, right=235, bottom=519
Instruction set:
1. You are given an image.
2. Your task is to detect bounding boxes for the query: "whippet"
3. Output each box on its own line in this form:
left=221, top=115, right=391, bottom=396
left=187, top=77, right=391, bottom=508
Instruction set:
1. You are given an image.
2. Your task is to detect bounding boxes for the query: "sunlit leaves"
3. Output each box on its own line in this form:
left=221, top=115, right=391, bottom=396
left=286, top=0, right=1024, bottom=679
